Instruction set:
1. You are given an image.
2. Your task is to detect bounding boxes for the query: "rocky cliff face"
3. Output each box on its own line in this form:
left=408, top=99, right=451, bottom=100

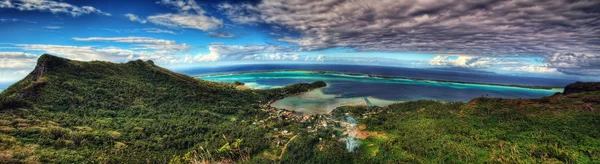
left=563, top=82, right=600, bottom=95
left=32, top=54, right=69, bottom=80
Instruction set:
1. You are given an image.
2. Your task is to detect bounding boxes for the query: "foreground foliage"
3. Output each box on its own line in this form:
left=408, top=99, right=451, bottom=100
left=317, top=92, right=600, bottom=163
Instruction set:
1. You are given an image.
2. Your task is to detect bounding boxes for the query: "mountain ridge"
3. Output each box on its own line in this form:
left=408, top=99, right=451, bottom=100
left=0, top=54, right=325, bottom=163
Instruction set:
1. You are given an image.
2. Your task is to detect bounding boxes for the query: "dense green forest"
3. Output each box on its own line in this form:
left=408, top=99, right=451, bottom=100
left=0, top=54, right=324, bottom=163
left=243, top=91, right=600, bottom=163
left=0, top=54, right=599, bottom=163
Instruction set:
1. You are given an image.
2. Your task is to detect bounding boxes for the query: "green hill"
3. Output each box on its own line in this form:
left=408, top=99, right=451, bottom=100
left=0, top=54, right=599, bottom=163
left=322, top=92, right=600, bottom=163
left=0, top=54, right=324, bottom=163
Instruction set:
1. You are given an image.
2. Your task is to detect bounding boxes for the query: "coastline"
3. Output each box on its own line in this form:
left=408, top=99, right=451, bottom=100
left=270, top=87, right=401, bottom=114
left=197, top=70, right=564, bottom=92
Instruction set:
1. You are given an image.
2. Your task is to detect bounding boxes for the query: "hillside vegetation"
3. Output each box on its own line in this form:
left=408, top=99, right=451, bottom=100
left=236, top=91, right=599, bottom=163
left=0, top=54, right=598, bottom=163
left=0, top=54, right=324, bottom=163
left=322, top=91, right=600, bottom=163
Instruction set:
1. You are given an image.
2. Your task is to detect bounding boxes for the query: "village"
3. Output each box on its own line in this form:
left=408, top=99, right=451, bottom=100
left=244, top=101, right=391, bottom=159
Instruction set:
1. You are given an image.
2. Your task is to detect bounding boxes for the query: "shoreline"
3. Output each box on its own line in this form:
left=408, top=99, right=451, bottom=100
left=270, top=87, right=402, bottom=115
left=197, top=70, right=564, bottom=92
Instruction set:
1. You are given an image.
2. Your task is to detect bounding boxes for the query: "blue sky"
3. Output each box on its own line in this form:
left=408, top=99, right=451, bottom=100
left=1, top=0, right=599, bottom=83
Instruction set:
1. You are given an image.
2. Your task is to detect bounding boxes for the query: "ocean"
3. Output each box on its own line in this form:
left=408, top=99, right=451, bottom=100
left=185, top=64, right=573, bottom=113
left=179, top=64, right=574, bottom=87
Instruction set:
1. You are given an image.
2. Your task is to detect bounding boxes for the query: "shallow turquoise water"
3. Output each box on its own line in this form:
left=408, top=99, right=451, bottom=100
left=201, top=71, right=561, bottom=97
left=200, top=71, right=562, bottom=113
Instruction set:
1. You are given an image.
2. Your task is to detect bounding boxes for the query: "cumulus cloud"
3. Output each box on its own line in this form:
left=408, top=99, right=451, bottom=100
left=0, top=52, right=40, bottom=82
left=147, top=0, right=222, bottom=31
left=0, top=52, right=38, bottom=69
left=18, top=44, right=136, bottom=62
left=4, top=36, right=194, bottom=66
left=124, top=13, right=147, bottom=23
left=15, top=44, right=189, bottom=64
left=426, top=55, right=567, bottom=75
left=0, top=0, right=110, bottom=17
left=244, top=53, right=300, bottom=61
left=501, top=65, right=558, bottom=74
left=316, top=55, right=325, bottom=62
left=429, top=55, right=491, bottom=68
left=72, top=37, right=191, bottom=51
left=194, top=44, right=284, bottom=62
left=222, top=0, right=600, bottom=56
left=194, top=44, right=311, bottom=62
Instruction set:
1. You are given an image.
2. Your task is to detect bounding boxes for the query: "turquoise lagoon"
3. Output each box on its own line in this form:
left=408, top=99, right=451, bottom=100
left=200, top=71, right=563, bottom=114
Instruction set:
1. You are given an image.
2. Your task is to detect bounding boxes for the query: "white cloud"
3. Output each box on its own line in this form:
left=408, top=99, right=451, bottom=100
left=194, top=45, right=266, bottom=62
left=72, top=36, right=190, bottom=51
left=124, top=13, right=147, bottom=23
left=147, top=13, right=222, bottom=31
left=18, top=44, right=134, bottom=62
left=0, top=0, right=110, bottom=17
left=316, top=55, right=325, bottom=62
left=16, top=44, right=190, bottom=65
left=429, top=55, right=491, bottom=68
left=147, top=0, right=222, bottom=31
left=217, top=3, right=261, bottom=24
left=44, top=26, right=62, bottom=29
left=0, top=69, right=31, bottom=82
left=243, top=53, right=300, bottom=61
left=11, top=37, right=194, bottom=65
left=194, top=44, right=308, bottom=62
left=157, top=0, right=202, bottom=12
left=144, top=28, right=176, bottom=34
left=501, top=65, right=558, bottom=74
left=0, top=52, right=38, bottom=69
left=0, top=52, right=39, bottom=82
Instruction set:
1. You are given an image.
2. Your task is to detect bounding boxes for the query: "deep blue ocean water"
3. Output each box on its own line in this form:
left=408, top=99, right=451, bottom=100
left=199, top=70, right=566, bottom=102
left=179, top=64, right=575, bottom=87
left=0, top=82, right=13, bottom=92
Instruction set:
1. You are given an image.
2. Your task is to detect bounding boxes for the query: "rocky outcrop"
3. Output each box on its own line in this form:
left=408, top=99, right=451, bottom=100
left=563, top=82, right=600, bottom=95
left=32, top=54, right=69, bottom=80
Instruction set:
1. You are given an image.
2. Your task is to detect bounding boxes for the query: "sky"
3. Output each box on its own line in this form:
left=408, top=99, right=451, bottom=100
left=0, top=0, right=599, bottom=84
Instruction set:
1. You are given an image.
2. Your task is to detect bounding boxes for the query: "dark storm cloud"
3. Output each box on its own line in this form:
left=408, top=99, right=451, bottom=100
left=545, top=52, right=600, bottom=75
left=220, top=0, right=600, bottom=75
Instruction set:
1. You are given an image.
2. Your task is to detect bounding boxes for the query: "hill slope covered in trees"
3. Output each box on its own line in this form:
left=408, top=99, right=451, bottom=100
left=0, top=54, right=325, bottom=163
